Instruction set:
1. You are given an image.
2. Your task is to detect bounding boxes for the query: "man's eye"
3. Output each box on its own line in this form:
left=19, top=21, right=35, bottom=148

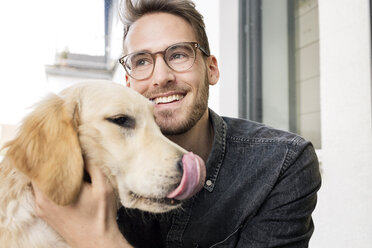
left=135, top=59, right=151, bottom=67
left=169, top=53, right=187, bottom=61
left=130, top=53, right=153, bottom=68
left=106, top=115, right=135, bottom=129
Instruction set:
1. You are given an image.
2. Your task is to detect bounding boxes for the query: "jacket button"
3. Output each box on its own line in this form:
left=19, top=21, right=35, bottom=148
left=206, top=180, right=212, bottom=186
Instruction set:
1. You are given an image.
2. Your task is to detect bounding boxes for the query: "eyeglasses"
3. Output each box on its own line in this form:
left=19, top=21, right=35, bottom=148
left=119, top=42, right=210, bottom=80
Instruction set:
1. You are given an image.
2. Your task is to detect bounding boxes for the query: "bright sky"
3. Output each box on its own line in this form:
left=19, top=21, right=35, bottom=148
left=0, top=0, right=103, bottom=124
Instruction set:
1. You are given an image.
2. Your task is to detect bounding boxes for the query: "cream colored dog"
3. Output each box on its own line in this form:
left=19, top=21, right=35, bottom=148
left=0, top=81, right=205, bottom=248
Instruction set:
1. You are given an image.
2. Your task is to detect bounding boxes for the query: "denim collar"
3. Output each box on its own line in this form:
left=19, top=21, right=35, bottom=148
left=204, top=109, right=227, bottom=192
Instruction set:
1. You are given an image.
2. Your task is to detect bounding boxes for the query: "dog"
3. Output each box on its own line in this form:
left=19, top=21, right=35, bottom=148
left=0, top=81, right=206, bottom=248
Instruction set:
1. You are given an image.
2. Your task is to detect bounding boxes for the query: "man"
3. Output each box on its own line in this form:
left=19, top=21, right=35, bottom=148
left=34, top=0, right=321, bottom=247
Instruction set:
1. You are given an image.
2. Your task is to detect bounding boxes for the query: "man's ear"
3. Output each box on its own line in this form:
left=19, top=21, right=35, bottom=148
left=5, top=94, right=84, bottom=206
left=206, top=55, right=220, bottom=86
left=125, top=75, right=131, bottom=87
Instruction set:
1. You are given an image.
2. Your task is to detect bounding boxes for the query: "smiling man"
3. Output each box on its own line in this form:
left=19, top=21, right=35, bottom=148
left=34, top=0, right=321, bottom=247
left=121, top=10, right=219, bottom=162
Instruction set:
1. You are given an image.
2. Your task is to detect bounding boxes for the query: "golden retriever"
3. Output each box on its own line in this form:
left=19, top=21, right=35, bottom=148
left=0, top=81, right=206, bottom=248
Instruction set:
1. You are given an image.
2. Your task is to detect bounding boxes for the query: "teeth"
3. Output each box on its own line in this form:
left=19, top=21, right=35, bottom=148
left=153, top=94, right=184, bottom=104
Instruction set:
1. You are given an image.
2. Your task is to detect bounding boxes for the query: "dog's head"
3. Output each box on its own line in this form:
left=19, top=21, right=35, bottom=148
left=4, top=81, right=205, bottom=213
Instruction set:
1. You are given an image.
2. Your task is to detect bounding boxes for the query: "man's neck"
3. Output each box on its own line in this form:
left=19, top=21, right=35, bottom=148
left=166, top=110, right=214, bottom=162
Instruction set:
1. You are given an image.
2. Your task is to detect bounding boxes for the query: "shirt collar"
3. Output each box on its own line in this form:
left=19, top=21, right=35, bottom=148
left=204, top=108, right=227, bottom=192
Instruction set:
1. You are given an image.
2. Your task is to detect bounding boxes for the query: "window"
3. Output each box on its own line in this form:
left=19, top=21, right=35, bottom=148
left=239, top=0, right=321, bottom=149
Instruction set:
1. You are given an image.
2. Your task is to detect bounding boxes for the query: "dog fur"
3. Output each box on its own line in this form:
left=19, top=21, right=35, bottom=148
left=0, top=81, right=187, bottom=247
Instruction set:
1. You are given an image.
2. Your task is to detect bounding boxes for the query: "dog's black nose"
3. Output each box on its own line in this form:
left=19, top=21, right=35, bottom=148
left=177, top=159, right=183, bottom=173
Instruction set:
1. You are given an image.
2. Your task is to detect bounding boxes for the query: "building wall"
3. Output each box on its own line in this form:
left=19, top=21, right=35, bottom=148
left=218, top=0, right=239, bottom=118
left=214, top=0, right=372, bottom=246
left=310, top=0, right=372, bottom=247
left=194, top=0, right=221, bottom=115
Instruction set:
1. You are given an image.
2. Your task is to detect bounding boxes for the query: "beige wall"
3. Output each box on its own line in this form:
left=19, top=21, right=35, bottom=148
left=295, top=0, right=321, bottom=149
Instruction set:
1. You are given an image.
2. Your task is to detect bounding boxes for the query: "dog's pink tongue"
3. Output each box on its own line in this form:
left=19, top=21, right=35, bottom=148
left=167, top=152, right=206, bottom=200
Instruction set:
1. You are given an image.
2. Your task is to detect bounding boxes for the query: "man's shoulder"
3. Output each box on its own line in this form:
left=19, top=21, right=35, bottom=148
left=218, top=116, right=319, bottom=191
left=221, top=116, right=307, bottom=148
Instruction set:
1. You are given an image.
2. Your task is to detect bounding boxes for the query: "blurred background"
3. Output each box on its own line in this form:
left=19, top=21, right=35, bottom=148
left=0, top=0, right=371, bottom=247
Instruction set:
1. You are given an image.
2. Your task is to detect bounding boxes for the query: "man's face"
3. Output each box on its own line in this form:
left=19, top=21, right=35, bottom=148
left=124, top=12, right=218, bottom=135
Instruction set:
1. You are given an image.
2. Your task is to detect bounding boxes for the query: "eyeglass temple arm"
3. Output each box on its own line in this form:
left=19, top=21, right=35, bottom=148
left=196, top=43, right=210, bottom=57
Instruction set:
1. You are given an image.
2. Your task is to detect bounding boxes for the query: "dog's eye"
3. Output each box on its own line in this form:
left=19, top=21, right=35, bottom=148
left=107, top=115, right=135, bottom=129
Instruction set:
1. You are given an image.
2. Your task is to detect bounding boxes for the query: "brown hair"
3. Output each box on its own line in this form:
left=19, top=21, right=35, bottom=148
left=119, top=0, right=210, bottom=55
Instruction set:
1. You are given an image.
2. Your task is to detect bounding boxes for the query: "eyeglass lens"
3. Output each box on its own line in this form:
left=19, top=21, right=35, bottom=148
left=125, top=43, right=196, bottom=80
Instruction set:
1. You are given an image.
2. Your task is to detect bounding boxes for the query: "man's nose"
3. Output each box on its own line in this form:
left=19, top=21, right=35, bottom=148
left=151, top=55, right=175, bottom=87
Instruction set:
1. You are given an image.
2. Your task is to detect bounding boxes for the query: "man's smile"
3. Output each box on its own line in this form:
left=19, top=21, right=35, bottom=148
left=152, top=94, right=185, bottom=104
left=150, top=91, right=187, bottom=106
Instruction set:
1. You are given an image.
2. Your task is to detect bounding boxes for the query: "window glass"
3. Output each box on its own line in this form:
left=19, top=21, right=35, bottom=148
left=293, top=0, right=321, bottom=149
left=261, top=0, right=321, bottom=148
left=239, top=0, right=321, bottom=149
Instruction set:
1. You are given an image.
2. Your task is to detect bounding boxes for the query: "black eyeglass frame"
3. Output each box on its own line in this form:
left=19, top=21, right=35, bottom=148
left=118, top=42, right=210, bottom=80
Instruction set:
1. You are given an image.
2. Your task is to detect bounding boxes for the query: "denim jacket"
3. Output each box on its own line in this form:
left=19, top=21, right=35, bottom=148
left=117, top=109, right=321, bottom=248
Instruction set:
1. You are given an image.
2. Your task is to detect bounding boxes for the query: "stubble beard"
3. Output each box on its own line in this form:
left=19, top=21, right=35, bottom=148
left=154, top=74, right=209, bottom=136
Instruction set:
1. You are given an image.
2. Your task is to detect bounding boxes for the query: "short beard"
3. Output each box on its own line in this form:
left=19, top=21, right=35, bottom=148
left=157, top=73, right=210, bottom=136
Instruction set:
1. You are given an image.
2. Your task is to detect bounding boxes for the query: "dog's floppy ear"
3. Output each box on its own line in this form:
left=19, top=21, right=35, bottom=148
left=5, top=93, right=83, bottom=205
